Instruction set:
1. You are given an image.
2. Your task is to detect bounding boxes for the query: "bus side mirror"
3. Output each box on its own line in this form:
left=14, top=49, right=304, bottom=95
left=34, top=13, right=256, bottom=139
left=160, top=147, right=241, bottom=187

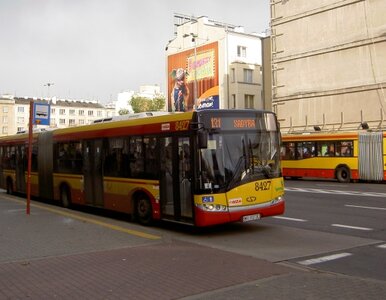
left=198, top=131, right=208, bottom=149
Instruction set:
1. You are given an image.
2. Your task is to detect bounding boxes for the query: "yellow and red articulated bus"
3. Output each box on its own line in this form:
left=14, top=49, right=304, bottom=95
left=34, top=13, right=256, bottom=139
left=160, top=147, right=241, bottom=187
left=281, top=131, right=386, bottom=183
left=0, top=109, right=285, bottom=227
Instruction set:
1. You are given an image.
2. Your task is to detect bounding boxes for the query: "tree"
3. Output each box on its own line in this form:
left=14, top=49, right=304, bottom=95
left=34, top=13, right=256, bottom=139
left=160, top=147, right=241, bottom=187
left=130, top=95, right=166, bottom=113
left=118, top=108, right=129, bottom=115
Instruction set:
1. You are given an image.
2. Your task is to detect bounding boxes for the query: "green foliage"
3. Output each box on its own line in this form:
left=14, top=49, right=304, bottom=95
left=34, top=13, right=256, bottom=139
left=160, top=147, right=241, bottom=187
left=130, top=95, right=166, bottom=113
left=118, top=108, right=129, bottom=115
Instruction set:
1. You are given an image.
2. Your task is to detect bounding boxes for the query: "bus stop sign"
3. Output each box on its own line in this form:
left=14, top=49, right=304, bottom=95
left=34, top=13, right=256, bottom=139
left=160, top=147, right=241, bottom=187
left=33, top=103, right=50, bottom=125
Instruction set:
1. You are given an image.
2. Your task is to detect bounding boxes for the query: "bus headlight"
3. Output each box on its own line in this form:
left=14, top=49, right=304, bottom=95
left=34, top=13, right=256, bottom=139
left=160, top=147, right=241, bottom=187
left=202, top=204, right=228, bottom=211
left=271, top=196, right=283, bottom=205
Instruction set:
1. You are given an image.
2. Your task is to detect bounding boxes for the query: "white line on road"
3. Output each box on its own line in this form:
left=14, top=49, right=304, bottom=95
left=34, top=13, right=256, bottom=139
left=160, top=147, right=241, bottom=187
left=377, top=244, right=386, bottom=249
left=345, top=204, right=386, bottom=211
left=273, top=216, right=307, bottom=222
left=298, top=253, right=352, bottom=266
left=285, top=187, right=386, bottom=198
left=331, top=224, right=373, bottom=231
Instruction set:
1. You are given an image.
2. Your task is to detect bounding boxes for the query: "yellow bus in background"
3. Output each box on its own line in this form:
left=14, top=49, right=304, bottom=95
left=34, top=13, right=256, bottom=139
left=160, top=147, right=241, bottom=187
left=281, top=131, right=386, bottom=183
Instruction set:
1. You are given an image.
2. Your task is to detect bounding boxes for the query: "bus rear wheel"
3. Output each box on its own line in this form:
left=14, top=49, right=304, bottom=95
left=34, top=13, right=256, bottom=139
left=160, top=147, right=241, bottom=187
left=135, top=195, right=152, bottom=226
left=336, top=166, right=350, bottom=183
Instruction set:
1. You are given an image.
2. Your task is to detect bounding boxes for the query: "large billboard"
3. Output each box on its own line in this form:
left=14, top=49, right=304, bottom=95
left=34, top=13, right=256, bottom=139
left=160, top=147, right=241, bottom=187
left=167, top=42, right=219, bottom=112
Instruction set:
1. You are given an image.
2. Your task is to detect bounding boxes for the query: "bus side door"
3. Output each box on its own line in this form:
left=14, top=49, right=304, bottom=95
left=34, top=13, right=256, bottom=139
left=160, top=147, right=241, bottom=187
left=83, top=139, right=104, bottom=207
left=159, top=136, right=193, bottom=223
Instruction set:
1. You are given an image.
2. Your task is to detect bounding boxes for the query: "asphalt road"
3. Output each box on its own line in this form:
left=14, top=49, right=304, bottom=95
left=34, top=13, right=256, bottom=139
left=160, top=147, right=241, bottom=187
left=153, top=179, right=386, bottom=281
left=1, top=179, right=385, bottom=298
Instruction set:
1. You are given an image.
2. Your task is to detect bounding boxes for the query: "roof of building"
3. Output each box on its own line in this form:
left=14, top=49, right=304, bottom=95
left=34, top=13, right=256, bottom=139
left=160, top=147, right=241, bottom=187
left=14, top=97, right=106, bottom=109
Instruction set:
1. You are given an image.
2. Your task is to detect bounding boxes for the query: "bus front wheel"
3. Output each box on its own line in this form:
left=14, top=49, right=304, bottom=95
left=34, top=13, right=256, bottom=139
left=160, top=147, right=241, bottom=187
left=336, top=166, right=350, bottom=183
left=135, top=195, right=152, bottom=226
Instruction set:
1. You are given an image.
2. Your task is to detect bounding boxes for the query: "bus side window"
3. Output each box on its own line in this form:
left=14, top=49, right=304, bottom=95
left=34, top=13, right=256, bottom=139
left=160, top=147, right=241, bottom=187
left=129, top=137, right=144, bottom=178
left=281, top=142, right=295, bottom=160
left=339, top=141, right=353, bottom=157
left=144, top=136, right=158, bottom=179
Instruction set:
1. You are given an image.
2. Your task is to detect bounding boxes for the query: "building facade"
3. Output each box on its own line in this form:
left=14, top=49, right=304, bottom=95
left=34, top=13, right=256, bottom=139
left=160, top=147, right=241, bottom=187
left=0, top=95, right=116, bottom=136
left=165, top=14, right=265, bottom=111
left=270, top=0, right=386, bottom=132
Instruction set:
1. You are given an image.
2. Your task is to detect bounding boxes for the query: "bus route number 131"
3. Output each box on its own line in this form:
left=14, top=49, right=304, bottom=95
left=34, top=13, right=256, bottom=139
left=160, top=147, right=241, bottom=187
left=255, top=180, right=271, bottom=191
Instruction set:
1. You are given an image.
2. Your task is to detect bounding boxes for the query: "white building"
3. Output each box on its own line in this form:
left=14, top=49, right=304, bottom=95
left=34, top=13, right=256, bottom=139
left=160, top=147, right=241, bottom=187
left=0, top=95, right=116, bottom=136
left=165, top=14, right=266, bottom=111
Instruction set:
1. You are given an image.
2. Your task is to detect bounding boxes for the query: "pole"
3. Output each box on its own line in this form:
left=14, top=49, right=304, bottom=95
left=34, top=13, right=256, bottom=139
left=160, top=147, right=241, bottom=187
left=27, top=101, right=33, bottom=215
left=193, top=36, right=198, bottom=110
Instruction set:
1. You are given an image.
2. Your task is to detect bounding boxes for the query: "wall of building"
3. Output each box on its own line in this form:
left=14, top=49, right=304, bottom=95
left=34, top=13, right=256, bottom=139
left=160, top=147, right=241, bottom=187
left=271, top=0, right=386, bottom=132
left=166, top=16, right=264, bottom=111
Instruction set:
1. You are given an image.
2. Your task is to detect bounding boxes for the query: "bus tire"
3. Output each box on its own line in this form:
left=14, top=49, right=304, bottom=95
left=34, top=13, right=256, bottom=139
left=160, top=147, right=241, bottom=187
left=6, top=178, right=13, bottom=195
left=336, top=166, right=350, bottom=183
left=60, top=186, right=71, bottom=208
left=135, top=194, right=152, bottom=226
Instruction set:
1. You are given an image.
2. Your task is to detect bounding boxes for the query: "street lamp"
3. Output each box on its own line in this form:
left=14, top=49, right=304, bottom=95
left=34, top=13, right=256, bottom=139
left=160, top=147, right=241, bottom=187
left=44, top=82, right=54, bottom=99
left=183, top=33, right=198, bottom=110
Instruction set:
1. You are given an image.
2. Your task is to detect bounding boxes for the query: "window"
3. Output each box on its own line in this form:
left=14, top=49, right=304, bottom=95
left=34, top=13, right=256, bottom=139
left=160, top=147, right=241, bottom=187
left=55, top=142, right=83, bottom=174
left=51, top=108, right=56, bottom=114
left=144, top=136, right=158, bottom=179
left=129, top=137, right=144, bottom=177
left=17, top=117, right=24, bottom=124
left=230, top=68, right=235, bottom=83
left=79, top=110, right=84, bottom=116
left=59, top=119, right=66, bottom=125
left=2, top=116, right=8, bottom=124
left=69, top=109, right=75, bottom=115
left=243, top=69, right=253, bottom=83
left=97, top=111, right=102, bottom=117
left=104, top=138, right=130, bottom=177
left=244, top=95, right=254, bottom=109
left=17, top=127, right=24, bottom=132
left=2, top=126, right=8, bottom=134
left=88, top=110, right=94, bottom=116
left=79, top=119, right=85, bottom=125
left=17, top=106, right=24, bottom=113
left=69, top=119, right=76, bottom=126
left=231, top=94, right=236, bottom=109
left=59, top=109, right=66, bottom=115
left=237, top=46, right=246, bottom=57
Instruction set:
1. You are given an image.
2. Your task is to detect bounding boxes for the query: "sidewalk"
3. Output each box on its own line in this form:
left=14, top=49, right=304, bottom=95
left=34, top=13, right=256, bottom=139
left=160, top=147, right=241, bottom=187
left=1, top=192, right=386, bottom=299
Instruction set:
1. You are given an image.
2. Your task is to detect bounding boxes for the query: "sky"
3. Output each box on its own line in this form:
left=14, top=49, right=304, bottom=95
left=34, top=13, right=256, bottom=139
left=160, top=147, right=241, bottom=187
left=0, top=0, right=270, bottom=103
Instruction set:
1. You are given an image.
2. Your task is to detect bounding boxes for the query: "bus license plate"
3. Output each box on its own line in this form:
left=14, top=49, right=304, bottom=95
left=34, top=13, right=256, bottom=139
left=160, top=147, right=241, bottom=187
left=242, top=214, right=261, bottom=222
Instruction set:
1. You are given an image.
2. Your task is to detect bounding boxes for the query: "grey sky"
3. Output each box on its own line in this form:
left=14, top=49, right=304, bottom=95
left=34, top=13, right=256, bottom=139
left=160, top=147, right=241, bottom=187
left=0, top=0, right=270, bottom=103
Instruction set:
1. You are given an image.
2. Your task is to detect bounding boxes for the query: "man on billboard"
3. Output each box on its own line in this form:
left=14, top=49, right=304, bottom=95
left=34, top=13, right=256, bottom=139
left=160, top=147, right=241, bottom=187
left=171, top=68, right=189, bottom=112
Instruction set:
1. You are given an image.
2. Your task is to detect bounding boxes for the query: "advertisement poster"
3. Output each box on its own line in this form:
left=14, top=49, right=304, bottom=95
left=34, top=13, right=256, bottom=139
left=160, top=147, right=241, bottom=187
left=167, top=41, right=219, bottom=112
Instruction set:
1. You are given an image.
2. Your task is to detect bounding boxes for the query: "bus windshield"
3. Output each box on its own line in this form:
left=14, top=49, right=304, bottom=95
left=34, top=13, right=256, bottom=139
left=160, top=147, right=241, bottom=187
left=199, top=130, right=281, bottom=192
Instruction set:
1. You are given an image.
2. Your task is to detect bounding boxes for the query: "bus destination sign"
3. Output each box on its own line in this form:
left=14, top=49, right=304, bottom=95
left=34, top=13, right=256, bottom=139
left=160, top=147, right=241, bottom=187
left=210, top=117, right=257, bottom=130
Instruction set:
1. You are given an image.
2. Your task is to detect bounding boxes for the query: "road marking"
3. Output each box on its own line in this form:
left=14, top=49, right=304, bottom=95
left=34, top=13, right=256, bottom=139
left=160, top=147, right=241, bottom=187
left=377, top=244, right=386, bottom=249
left=345, top=204, right=386, bottom=211
left=298, top=252, right=352, bottom=266
left=7, top=197, right=161, bottom=240
left=273, top=216, right=307, bottom=222
left=285, top=187, right=386, bottom=198
left=331, top=224, right=373, bottom=231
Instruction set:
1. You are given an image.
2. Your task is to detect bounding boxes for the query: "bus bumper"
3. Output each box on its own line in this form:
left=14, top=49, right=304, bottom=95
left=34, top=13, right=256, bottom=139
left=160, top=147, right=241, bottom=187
left=194, top=197, right=285, bottom=227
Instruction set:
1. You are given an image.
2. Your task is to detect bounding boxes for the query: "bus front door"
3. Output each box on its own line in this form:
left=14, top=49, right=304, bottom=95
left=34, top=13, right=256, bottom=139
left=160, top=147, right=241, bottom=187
left=159, top=137, right=193, bottom=223
left=83, top=139, right=104, bottom=207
